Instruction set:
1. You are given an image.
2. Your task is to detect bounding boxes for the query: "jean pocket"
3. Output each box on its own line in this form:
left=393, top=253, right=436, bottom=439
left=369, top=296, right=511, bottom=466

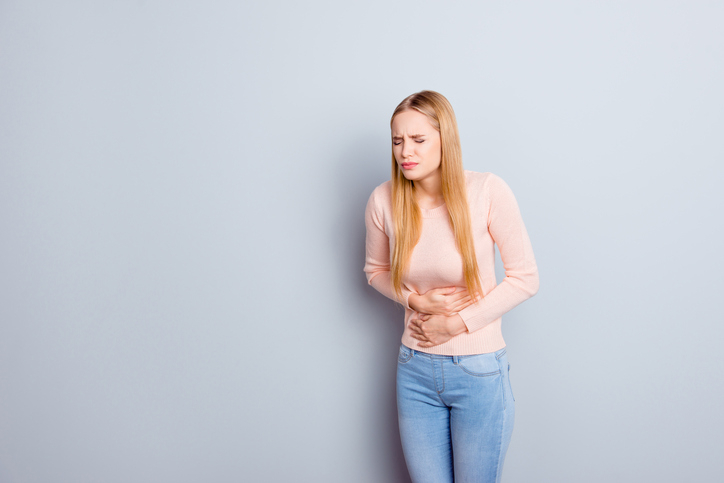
left=457, top=353, right=501, bottom=377
left=398, top=345, right=413, bottom=364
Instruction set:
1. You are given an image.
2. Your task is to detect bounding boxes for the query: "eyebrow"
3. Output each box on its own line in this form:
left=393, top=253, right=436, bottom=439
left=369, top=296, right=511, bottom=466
left=392, top=134, right=426, bottom=139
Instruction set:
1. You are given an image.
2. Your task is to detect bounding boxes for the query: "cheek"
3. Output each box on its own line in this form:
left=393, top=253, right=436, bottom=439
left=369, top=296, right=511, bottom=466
left=423, top=144, right=441, bottom=164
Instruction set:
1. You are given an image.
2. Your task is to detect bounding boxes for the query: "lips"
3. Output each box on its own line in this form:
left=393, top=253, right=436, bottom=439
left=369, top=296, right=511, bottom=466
left=401, top=162, right=418, bottom=169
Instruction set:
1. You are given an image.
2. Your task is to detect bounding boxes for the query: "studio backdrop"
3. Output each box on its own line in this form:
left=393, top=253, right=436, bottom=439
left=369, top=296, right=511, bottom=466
left=1, top=1, right=722, bottom=482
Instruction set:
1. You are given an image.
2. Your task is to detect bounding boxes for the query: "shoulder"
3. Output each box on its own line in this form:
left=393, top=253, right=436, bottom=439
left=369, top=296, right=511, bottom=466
left=464, top=170, right=514, bottom=196
left=367, top=180, right=392, bottom=207
left=464, top=171, right=520, bottom=216
left=365, top=180, right=392, bottom=222
left=464, top=170, right=506, bottom=188
left=464, top=170, right=506, bottom=203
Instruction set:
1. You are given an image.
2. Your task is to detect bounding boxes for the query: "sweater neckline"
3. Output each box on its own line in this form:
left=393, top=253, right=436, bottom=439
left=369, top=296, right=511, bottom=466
left=420, top=203, right=448, bottom=218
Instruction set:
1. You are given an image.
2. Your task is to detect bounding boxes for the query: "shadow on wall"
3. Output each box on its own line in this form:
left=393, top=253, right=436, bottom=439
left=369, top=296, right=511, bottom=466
left=335, top=141, right=412, bottom=483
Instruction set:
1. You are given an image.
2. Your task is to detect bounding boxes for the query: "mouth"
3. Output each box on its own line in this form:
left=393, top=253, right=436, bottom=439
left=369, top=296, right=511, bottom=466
left=401, top=162, right=418, bottom=170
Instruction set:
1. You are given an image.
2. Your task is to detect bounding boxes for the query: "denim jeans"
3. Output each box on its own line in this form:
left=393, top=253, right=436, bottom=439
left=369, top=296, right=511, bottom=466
left=396, top=344, right=515, bottom=483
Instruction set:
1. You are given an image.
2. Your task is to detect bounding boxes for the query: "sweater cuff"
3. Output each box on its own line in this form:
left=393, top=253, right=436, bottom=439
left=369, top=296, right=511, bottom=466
left=402, top=289, right=413, bottom=310
left=457, top=302, right=493, bottom=333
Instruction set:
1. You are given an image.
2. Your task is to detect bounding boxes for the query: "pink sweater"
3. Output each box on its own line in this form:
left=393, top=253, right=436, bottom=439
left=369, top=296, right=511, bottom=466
left=364, top=171, right=539, bottom=355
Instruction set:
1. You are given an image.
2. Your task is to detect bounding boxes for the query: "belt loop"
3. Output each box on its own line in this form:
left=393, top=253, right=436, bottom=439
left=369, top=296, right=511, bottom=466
left=453, top=355, right=459, bottom=364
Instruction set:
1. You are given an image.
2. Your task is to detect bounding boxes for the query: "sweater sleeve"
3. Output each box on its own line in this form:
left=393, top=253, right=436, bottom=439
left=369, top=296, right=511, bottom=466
left=457, top=174, right=539, bottom=333
left=363, top=189, right=413, bottom=309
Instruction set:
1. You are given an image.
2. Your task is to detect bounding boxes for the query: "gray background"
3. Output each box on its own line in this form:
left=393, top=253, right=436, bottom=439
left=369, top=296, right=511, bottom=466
left=1, top=1, right=722, bottom=482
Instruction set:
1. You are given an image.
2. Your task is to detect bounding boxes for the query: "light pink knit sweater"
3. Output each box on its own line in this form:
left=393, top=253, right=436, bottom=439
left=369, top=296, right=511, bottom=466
left=364, top=170, right=539, bottom=355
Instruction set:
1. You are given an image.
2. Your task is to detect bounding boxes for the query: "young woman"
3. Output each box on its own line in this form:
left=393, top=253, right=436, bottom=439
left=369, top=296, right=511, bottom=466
left=363, top=90, right=539, bottom=483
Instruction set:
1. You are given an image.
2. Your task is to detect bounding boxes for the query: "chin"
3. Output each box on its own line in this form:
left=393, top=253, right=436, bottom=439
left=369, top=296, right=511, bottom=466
left=400, top=171, right=416, bottom=180
left=401, top=169, right=433, bottom=182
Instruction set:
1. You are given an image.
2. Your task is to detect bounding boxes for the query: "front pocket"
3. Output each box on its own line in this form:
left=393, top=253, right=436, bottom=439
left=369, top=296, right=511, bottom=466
left=398, top=345, right=413, bottom=364
left=457, top=353, right=501, bottom=377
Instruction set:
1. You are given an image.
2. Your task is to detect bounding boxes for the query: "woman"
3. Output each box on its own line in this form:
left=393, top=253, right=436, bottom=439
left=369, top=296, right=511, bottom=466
left=363, top=90, right=539, bottom=483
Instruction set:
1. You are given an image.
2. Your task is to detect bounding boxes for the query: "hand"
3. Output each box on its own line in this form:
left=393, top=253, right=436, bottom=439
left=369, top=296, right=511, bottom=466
left=408, top=314, right=468, bottom=348
left=408, top=287, right=476, bottom=316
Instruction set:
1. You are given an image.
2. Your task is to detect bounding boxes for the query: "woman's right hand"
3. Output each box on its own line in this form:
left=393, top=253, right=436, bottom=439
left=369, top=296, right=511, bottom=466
left=408, top=287, right=476, bottom=316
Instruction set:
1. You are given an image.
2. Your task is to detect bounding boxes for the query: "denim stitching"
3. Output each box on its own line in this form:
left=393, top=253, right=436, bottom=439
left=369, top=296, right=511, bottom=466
left=495, top=379, right=507, bottom=483
left=426, top=358, right=448, bottom=401
left=458, top=352, right=502, bottom=377
left=458, top=366, right=500, bottom=378
left=508, top=363, right=515, bottom=402
left=439, top=360, right=445, bottom=395
left=398, top=345, right=413, bottom=364
left=498, top=355, right=506, bottom=409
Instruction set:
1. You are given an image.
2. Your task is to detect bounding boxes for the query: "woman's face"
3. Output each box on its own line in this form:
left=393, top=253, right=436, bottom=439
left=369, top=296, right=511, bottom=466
left=391, top=109, right=442, bottom=183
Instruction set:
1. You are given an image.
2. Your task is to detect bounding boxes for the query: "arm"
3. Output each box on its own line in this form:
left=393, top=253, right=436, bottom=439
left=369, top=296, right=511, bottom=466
left=409, top=288, right=474, bottom=316
left=363, top=188, right=414, bottom=308
left=457, top=174, right=540, bottom=333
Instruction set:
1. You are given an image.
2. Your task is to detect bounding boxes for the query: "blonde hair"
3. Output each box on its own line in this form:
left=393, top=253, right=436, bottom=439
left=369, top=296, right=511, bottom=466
left=390, top=90, right=483, bottom=301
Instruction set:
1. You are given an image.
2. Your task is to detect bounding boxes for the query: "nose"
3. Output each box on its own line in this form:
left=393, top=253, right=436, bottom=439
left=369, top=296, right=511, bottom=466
left=401, top=141, right=414, bottom=159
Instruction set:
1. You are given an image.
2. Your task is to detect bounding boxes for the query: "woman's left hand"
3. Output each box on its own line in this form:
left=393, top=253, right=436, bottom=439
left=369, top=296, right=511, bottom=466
left=408, top=314, right=468, bottom=348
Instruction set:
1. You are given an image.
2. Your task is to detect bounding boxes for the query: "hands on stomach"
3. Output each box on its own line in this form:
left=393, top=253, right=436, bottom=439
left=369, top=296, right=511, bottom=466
left=407, top=287, right=478, bottom=348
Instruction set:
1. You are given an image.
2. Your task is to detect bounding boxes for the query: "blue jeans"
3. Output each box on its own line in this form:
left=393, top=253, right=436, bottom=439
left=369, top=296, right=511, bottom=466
left=396, top=344, right=515, bottom=483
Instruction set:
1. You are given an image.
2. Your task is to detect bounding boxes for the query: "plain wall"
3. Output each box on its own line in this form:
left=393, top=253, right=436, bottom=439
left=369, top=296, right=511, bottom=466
left=1, top=1, right=723, bottom=482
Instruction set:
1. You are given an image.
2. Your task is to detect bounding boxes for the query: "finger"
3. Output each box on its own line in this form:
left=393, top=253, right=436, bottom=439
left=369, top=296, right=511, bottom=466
left=447, top=298, right=472, bottom=313
left=449, top=296, right=474, bottom=312
left=447, top=292, right=471, bottom=304
left=448, top=291, right=473, bottom=302
left=413, top=328, right=428, bottom=339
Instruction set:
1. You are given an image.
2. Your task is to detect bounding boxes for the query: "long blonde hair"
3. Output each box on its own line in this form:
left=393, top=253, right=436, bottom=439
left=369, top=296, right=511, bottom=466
left=390, top=90, right=483, bottom=301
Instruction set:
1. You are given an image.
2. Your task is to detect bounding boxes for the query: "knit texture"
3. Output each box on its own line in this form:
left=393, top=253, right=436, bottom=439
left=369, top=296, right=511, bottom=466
left=364, top=170, right=539, bottom=355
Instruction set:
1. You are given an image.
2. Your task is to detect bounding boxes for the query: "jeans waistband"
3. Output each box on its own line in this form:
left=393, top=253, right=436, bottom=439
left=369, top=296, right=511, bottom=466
left=401, top=344, right=507, bottom=362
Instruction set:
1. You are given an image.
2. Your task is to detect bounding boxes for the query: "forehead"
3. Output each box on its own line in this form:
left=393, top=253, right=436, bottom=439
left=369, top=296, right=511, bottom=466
left=391, top=109, right=437, bottom=135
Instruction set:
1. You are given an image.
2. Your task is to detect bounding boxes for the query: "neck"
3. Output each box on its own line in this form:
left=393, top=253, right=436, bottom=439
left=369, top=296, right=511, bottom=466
left=413, top=170, right=444, bottom=208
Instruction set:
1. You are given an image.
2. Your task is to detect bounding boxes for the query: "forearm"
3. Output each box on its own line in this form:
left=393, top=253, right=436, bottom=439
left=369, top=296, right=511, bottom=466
left=458, top=270, right=539, bottom=332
